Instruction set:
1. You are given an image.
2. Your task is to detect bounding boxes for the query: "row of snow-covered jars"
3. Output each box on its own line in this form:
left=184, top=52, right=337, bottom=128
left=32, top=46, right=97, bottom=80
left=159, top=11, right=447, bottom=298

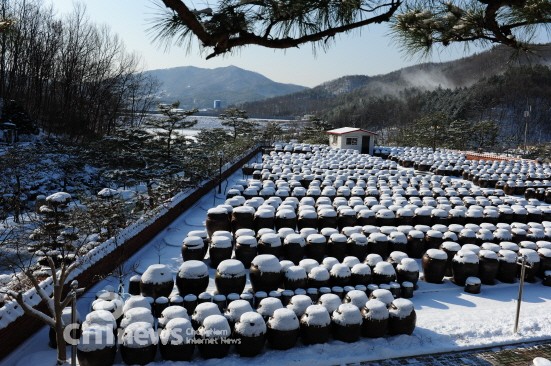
left=212, top=194, right=551, bottom=237
left=421, top=241, right=551, bottom=285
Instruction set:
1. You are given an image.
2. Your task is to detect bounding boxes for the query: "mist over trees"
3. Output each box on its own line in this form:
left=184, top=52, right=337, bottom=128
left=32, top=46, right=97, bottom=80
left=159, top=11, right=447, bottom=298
left=0, top=0, right=158, bottom=139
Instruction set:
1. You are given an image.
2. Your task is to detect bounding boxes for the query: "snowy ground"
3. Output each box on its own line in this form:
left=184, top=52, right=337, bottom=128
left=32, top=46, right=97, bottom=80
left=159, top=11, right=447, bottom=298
left=4, top=153, right=551, bottom=366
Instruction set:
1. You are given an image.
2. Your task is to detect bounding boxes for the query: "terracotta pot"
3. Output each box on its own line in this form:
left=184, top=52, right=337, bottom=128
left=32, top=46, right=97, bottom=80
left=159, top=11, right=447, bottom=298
left=209, top=246, right=233, bottom=269
left=497, top=260, right=517, bottom=283
left=257, top=234, right=282, bottom=258
left=452, top=256, right=479, bottom=286
left=159, top=343, right=194, bottom=362
left=235, top=239, right=257, bottom=268
left=140, top=281, right=174, bottom=300
left=478, top=255, right=499, bottom=285
left=388, top=300, right=416, bottom=335
left=297, top=217, right=318, bottom=231
left=327, top=235, right=347, bottom=262
left=422, top=250, right=447, bottom=284
left=235, top=333, right=266, bottom=357
left=361, top=305, right=388, bottom=338
left=254, top=214, right=275, bottom=232
left=332, top=322, right=361, bottom=343
left=120, top=344, right=157, bottom=366
left=234, top=312, right=266, bottom=357
left=181, top=238, right=205, bottom=262
left=128, top=276, right=141, bottom=296
left=215, top=272, right=246, bottom=296
left=231, top=207, right=255, bottom=233
left=306, top=234, right=326, bottom=263
left=266, top=328, right=299, bottom=350
left=464, top=277, right=481, bottom=294
left=300, top=323, right=330, bottom=345
left=347, top=235, right=368, bottom=261
left=249, top=255, right=282, bottom=293
left=407, top=231, right=425, bottom=259
left=205, top=208, right=231, bottom=237
left=176, top=262, right=209, bottom=296
left=183, top=294, right=198, bottom=315
left=197, top=341, right=230, bottom=359
left=283, top=235, right=306, bottom=265
left=77, top=346, right=116, bottom=366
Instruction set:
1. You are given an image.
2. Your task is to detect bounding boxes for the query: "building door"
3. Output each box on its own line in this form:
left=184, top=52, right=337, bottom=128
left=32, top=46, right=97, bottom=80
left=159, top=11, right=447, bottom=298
left=361, top=135, right=370, bottom=154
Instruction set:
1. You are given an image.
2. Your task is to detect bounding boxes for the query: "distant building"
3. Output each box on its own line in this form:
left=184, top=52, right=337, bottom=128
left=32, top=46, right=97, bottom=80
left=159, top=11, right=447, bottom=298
left=327, top=127, right=377, bottom=155
left=213, top=100, right=222, bottom=109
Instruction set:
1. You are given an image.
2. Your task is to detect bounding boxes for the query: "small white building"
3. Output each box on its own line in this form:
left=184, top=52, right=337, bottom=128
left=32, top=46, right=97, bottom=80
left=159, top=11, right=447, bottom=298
left=327, top=127, right=377, bottom=155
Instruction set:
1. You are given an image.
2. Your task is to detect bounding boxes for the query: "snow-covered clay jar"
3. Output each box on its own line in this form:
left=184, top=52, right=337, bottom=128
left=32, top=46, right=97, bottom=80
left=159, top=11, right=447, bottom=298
left=208, top=235, right=233, bottom=269
left=452, top=249, right=480, bottom=286
left=215, top=259, right=247, bottom=295
left=197, top=315, right=232, bottom=359
left=329, top=263, right=352, bottom=287
left=368, top=232, right=390, bottom=259
left=478, top=250, right=499, bottom=285
left=205, top=207, right=231, bottom=237
left=283, top=233, right=306, bottom=265
left=159, top=318, right=195, bottom=361
left=231, top=205, right=255, bottom=233
left=297, top=209, right=318, bottom=231
left=120, top=322, right=158, bottom=366
left=300, top=304, right=331, bottom=345
left=234, top=311, right=267, bottom=357
left=422, top=249, right=448, bottom=284
left=497, top=249, right=518, bottom=283
left=275, top=207, right=297, bottom=231
left=224, top=299, right=254, bottom=331
left=192, top=301, right=223, bottom=327
left=307, top=266, right=330, bottom=288
left=518, top=248, right=541, bottom=283
left=327, top=233, right=348, bottom=262
left=388, top=298, right=416, bottom=336
left=249, top=254, right=282, bottom=292
left=406, top=230, right=425, bottom=259
left=181, top=236, right=205, bottom=262
left=306, top=233, right=327, bottom=263
left=266, top=308, right=300, bottom=350
left=464, top=276, right=481, bottom=294
left=257, top=233, right=282, bottom=258
left=254, top=207, right=275, bottom=232
left=77, top=325, right=116, bottom=366
left=538, top=248, right=551, bottom=278
left=347, top=233, right=369, bottom=262
left=372, top=261, right=397, bottom=285
left=439, top=241, right=461, bottom=277
left=284, top=265, right=308, bottom=290
left=331, top=303, right=362, bottom=343
left=140, top=264, right=174, bottom=299
left=396, top=258, right=419, bottom=287
left=176, top=260, right=209, bottom=296
left=361, top=299, right=389, bottom=338
left=234, top=235, right=258, bottom=268
left=350, top=263, right=372, bottom=286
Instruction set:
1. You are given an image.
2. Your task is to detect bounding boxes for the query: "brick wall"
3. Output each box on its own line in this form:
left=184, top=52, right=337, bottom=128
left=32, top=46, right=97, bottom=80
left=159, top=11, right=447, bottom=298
left=0, top=145, right=261, bottom=361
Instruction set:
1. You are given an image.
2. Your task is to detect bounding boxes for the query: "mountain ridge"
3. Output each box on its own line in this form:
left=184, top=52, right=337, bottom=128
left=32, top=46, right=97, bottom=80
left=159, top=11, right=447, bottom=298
left=145, top=65, right=307, bottom=109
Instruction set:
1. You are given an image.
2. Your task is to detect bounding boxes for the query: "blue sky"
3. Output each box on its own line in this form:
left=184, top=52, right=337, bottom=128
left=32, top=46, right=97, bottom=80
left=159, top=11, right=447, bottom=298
left=52, top=0, right=493, bottom=87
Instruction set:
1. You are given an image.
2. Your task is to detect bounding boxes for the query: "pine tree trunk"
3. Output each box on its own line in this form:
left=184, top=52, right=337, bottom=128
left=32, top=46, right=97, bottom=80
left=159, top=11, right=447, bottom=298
left=55, top=309, right=67, bottom=365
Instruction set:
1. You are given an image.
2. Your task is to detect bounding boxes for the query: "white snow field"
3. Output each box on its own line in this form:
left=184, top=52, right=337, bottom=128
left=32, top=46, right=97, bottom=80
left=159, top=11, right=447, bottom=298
left=4, top=152, right=551, bottom=366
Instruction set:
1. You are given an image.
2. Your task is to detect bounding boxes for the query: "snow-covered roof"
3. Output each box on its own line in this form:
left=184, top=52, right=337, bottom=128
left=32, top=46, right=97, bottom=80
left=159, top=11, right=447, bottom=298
left=326, top=127, right=378, bottom=135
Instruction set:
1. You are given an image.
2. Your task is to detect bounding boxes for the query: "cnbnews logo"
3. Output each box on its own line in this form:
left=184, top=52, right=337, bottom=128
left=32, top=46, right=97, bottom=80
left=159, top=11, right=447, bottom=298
left=63, top=323, right=241, bottom=346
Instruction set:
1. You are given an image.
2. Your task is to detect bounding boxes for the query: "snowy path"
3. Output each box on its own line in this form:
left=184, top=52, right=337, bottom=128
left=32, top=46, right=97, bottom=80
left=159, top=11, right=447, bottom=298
left=4, top=153, right=551, bottom=365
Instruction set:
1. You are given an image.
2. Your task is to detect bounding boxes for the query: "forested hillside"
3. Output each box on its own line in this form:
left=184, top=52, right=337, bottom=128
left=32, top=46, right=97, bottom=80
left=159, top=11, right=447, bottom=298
left=241, top=45, right=551, bottom=148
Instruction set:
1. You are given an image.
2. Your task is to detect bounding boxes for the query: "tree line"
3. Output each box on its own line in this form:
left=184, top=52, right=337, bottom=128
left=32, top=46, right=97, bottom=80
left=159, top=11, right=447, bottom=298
left=0, top=1, right=158, bottom=139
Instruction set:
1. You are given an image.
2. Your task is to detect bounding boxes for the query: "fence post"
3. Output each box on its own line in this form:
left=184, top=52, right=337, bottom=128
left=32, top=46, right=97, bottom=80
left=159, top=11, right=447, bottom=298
left=514, top=256, right=528, bottom=334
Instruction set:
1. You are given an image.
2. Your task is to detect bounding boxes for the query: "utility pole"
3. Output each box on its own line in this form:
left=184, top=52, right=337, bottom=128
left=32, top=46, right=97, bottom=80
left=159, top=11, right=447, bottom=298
left=523, top=103, right=531, bottom=154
